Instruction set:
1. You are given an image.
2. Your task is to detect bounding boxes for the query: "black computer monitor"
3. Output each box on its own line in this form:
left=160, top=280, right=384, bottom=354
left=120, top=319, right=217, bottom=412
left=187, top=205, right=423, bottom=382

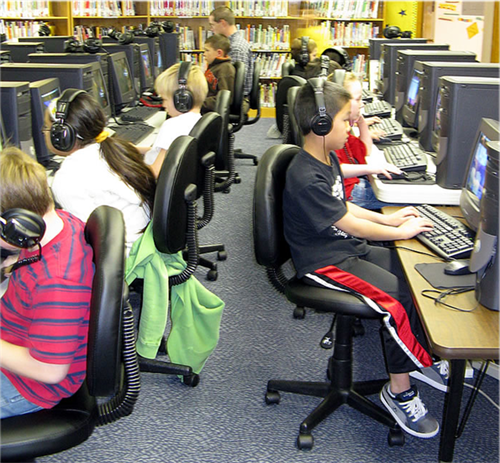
left=433, top=76, right=500, bottom=189
left=18, top=36, right=73, bottom=52
left=460, top=118, right=500, bottom=232
left=158, top=33, right=180, bottom=72
left=369, top=38, right=428, bottom=61
left=102, top=43, right=140, bottom=94
left=29, top=78, right=61, bottom=166
left=378, top=43, right=449, bottom=104
left=0, top=112, right=7, bottom=150
left=413, top=61, right=500, bottom=151
left=394, top=50, right=477, bottom=122
left=89, top=64, right=112, bottom=119
left=0, top=63, right=94, bottom=94
left=0, top=42, right=45, bottom=62
left=0, top=50, right=12, bottom=63
left=138, top=43, right=154, bottom=92
left=133, top=35, right=159, bottom=78
left=107, top=51, right=136, bottom=113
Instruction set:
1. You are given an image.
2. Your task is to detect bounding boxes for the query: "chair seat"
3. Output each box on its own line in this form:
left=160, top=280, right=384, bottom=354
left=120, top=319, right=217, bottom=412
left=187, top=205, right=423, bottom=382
left=285, top=277, right=382, bottom=319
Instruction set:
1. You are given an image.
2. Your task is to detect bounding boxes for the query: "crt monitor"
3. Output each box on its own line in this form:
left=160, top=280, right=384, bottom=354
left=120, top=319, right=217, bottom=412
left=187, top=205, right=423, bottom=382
left=133, top=35, right=159, bottom=78
left=102, top=43, right=140, bottom=94
left=18, top=36, right=73, bottom=52
left=107, top=51, right=136, bottom=113
left=415, top=61, right=500, bottom=151
left=89, top=63, right=112, bottom=119
left=459, top=118, right=500, bottom=232
left=369, top=38, right=427, bottom=61
left=158, top=33, right=180, bottom=71
left=0, top=42, right=44, bottom=62
left=138, top=43, right=154, bottom=92
left=403, top=68, right=422, bottom=129
left=29, top=78, right=61, bottom=167
left=433, top=76, right=500, bottom=189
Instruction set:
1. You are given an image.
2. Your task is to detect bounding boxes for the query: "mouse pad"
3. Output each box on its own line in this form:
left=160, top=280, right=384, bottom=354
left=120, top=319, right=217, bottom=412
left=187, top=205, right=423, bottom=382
left=415, top=263, right=475, bottom=289
left=378, top=172, right=436, bottom=185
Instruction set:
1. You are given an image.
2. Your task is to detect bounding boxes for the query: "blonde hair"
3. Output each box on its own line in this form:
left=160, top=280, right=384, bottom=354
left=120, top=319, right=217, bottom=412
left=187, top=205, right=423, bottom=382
left=155, top=63, right=208, bottom=109
left=0, top=146, right=53, bottom=215
left=342, top=72, right=359, bottom=88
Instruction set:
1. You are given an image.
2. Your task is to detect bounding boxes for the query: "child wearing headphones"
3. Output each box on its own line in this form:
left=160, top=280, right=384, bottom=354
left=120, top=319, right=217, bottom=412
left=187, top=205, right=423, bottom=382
left=0, top=146, right=94, bottom=419
left=201, top=33, right=235, bottom=114
left=137, top=62, right=208, bottom=177
left=329, top=72, right=404, bottom=210
left=283, top=80, right=446, bottom=440
left=48, top=89, right=156, bottom=253
left=290, top=37, right=318, bottom=78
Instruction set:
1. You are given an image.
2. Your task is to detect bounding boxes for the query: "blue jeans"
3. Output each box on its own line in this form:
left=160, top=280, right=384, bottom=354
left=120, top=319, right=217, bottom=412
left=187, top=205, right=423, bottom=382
left=0, top=371, right=43, bottom=419
left=350, top=178, right=409, bottom=210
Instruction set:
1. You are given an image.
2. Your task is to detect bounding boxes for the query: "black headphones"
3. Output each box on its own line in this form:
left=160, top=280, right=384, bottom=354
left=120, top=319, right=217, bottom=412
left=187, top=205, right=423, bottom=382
left=320, top=55, right=330, bottom=77
left=0, top=209, right=46, bottom=249
left=173, top=61, right=193, bottom=113
left=322, top=46, right=352, bottom=71
left=383, top=25, right=413, bottom=39
left=50, top=88, right=86, bottom=152
left=308, top=78, right=333, bottom=136
left=38, top=23, right=51, bottom=36
left=144, top=22, right=161, bottom=37
left=298, top=36, right=310, bottom=67
left=161, top=21, right=175, bottom=33
left=83, top=37, right=102, bottom=53
left=108, top=28, right=134, bottom=44
left=64, top=37, right=83, bottom=53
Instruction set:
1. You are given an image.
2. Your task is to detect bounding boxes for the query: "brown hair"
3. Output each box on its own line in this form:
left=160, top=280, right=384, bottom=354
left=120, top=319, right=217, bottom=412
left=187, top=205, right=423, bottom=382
left=0, top=146, right=54, bottom=215
left=205, top=34, right=230, bottom=56
left=210, top=6, right=235, bottom=26
left=62, top=92, right=156, bottom=216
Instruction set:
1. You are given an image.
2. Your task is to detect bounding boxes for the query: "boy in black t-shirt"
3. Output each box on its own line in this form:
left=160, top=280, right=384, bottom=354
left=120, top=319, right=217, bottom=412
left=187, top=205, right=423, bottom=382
left=283, top=79, right=447, bottom=440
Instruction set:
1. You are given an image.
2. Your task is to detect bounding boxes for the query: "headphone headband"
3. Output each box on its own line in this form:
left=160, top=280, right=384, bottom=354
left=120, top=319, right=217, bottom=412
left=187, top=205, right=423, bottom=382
left=308, top=78, right=333, bottom=136
left=299, top=36, right=310, bottom=67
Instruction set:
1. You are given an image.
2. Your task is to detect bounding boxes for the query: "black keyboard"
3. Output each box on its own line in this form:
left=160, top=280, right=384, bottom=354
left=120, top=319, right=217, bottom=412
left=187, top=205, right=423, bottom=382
left=362, top=89, right=374, bottom=103
left=415, top=204, right=476, bottom=260
left=363, top=100, right=392, bottom=118
left=369, top=118, right=403, bottom=140
left=383, top=143, right=427, bottom=172
left=120, top=106, right=160, bottom=122
left=109, top=123, right=154, bottom=144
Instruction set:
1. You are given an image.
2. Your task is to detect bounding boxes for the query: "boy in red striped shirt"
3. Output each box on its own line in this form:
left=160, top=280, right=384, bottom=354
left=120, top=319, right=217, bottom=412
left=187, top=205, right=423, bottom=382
left=0, top=147, right=94, bottom=419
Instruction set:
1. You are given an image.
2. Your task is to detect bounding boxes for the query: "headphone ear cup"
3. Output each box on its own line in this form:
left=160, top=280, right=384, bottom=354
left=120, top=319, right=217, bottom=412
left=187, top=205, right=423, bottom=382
left=50, top=122, right=77, bottom=152
left=310, top=113, right=333, bottom=136
left=83, top=38, right=102, bottom=53
left=64, top=37, right=82, bottom=53
left=173, top=89, right=193, bottom=113
left=0, top=208, right=46, bottom=248
left=118, top=31, right=134, bottom=44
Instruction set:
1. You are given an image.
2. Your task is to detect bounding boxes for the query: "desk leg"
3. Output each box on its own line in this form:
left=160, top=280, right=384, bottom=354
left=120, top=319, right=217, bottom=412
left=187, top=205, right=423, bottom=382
left=439, top=359, right=466, bottom=463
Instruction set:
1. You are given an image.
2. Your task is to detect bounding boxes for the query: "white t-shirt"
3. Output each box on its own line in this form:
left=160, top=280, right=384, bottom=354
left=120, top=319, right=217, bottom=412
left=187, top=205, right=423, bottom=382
left=144, top=111, right=202, bottom=165
left=52, top=143, right=149, bottom=253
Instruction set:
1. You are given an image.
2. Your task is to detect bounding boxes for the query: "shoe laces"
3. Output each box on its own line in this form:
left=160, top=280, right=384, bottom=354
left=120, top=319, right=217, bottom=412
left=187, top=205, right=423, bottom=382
left=435, top=360, right=449, bottom=379
left=401, top=395, right=428, bottom=422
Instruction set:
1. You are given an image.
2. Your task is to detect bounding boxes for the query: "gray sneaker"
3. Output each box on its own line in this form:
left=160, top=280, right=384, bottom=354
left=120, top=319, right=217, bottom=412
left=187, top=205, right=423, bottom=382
left=410, top=360, right=449, bottom=392
left=380, top=383, right=439, bottom=439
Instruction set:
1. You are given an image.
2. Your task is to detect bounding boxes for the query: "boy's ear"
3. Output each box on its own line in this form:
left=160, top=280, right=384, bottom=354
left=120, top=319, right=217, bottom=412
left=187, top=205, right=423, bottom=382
left=216, top=48, right=224, bottom=57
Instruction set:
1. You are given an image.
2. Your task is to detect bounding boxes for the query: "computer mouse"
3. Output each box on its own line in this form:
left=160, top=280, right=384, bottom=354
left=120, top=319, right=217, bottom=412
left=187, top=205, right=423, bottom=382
left=375, top=136, right=393, bottom=144
left=377, top=171, right=408, bottom=180
left=444, top=260, right=472, bottom=276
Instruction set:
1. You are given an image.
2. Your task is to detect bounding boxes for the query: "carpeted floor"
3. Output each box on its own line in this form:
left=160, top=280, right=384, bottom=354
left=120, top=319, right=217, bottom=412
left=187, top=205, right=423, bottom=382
left=39, top=117, right=499, bottom=463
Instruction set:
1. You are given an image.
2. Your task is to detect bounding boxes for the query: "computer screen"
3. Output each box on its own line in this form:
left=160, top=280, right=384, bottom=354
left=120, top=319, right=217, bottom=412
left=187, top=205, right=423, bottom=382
left=406, top=72, right=420, bottom=111
left=460, top=118, right=500, bottom=231
left=103, top=43, right=140, bottom=94
left=107, top=52, right=136, bottom=113
left=138, top=44, right=154, bottom=92
left=29, top=78, right=61, bottom=166
left=90, top=65, right=111, bottom=119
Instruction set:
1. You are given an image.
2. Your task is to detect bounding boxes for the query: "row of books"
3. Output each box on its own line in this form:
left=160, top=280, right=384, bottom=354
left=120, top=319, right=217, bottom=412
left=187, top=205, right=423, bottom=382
left=1, top=0, right=49, bottom=18
left=236, top=24, right=290, bottom=50
left=351, top=53, right=367, bottom=78
left=255, top=52, right=290, bottom=78
left=150, top=0, right=215, bottom=17
left=310, top=0, right=380, bottom=19
left=0, top=20, right=48, bottom=39
left=321, top=20, right=379, bottom=47
left=228, top=0, right=288, bottom=17
left=260, top=82, right=278, bottom=108
left=72, top=0, right=135, bottom=17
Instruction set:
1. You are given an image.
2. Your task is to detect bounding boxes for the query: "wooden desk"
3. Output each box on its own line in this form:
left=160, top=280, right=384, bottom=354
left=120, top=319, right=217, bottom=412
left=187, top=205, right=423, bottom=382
left=383, top=206, right=499, bottom=462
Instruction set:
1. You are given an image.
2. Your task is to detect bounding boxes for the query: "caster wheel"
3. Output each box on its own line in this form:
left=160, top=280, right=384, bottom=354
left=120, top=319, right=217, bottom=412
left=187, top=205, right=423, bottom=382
left=265, top=391, right=280, bottom=405
left=297, top=433, right=314, bottom=450
left=223, top=188, right=231, bottom=194
left=234, top=177, right=242, bottom=184
left=253, top=158, right=259, bottom=166
left=293, top=307, right=305, bottom=319
left=183, top=373, right=200, bottom=387
left=207, top=270, right=218, bottom=281
left=217, top=250, right=228, bottom=261
left=352, top=319, right=365, bottom=337
left=388, top=428, right=405, bottom=447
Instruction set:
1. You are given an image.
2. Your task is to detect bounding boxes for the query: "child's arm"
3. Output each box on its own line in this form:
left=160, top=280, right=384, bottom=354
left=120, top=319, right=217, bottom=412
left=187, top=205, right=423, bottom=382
left=134, top=145, right=151, bottom=155
left=203, top=67, right=235, bottom=113
left=341, top=162, right=403, bottom=179
left=149, top=148, right=167, bottom=178
left=354, top=115, right=373, bottom=154
left=335, top=204, right=433, bottom=241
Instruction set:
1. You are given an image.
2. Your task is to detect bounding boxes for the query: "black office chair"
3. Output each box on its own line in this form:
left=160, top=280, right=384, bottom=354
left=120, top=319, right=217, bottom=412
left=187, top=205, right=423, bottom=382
left=228, top=61, right=246, bottom=134
left=1, top=206, right=140, bottom=462
left=281, top=61, right=295, bottom=78
left=189, top=111, right=227, bottom=281
left=134, top=135, right=202, bottom=387
left=286, top=85, right=304, bottom=147
left=275, top=75, right=307, bottom=143
left=253, top=145, right=404, bottom=450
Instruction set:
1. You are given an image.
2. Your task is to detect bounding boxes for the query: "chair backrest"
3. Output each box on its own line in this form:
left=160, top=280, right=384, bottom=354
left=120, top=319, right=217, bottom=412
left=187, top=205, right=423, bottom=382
left=229, top=61, right=245, bottom=123
left=287, top=86, right=304, bottom=147
left=189, top=111, right=222, bottom=196
left=253, top=144, right=301, bottom=269
left=214, top=89, right=231, bottom=171
left=281, top=61, right=295, bottom=77
left=152, top=135, right=199, bottom=254
left=84, top=205, right=126, bottom=397
left=275, top=75, right=307, bottom=134
left=249, top=59, right=262, bottom=111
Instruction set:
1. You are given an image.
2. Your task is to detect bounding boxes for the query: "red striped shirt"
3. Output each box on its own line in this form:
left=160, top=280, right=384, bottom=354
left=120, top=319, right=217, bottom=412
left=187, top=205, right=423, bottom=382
left=1, top=210, right=94, bottom=408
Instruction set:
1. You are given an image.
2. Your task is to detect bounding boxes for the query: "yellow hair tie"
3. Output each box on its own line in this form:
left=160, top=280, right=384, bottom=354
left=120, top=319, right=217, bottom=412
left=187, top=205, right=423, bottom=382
left=95, top=130, right=110, bottom=143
